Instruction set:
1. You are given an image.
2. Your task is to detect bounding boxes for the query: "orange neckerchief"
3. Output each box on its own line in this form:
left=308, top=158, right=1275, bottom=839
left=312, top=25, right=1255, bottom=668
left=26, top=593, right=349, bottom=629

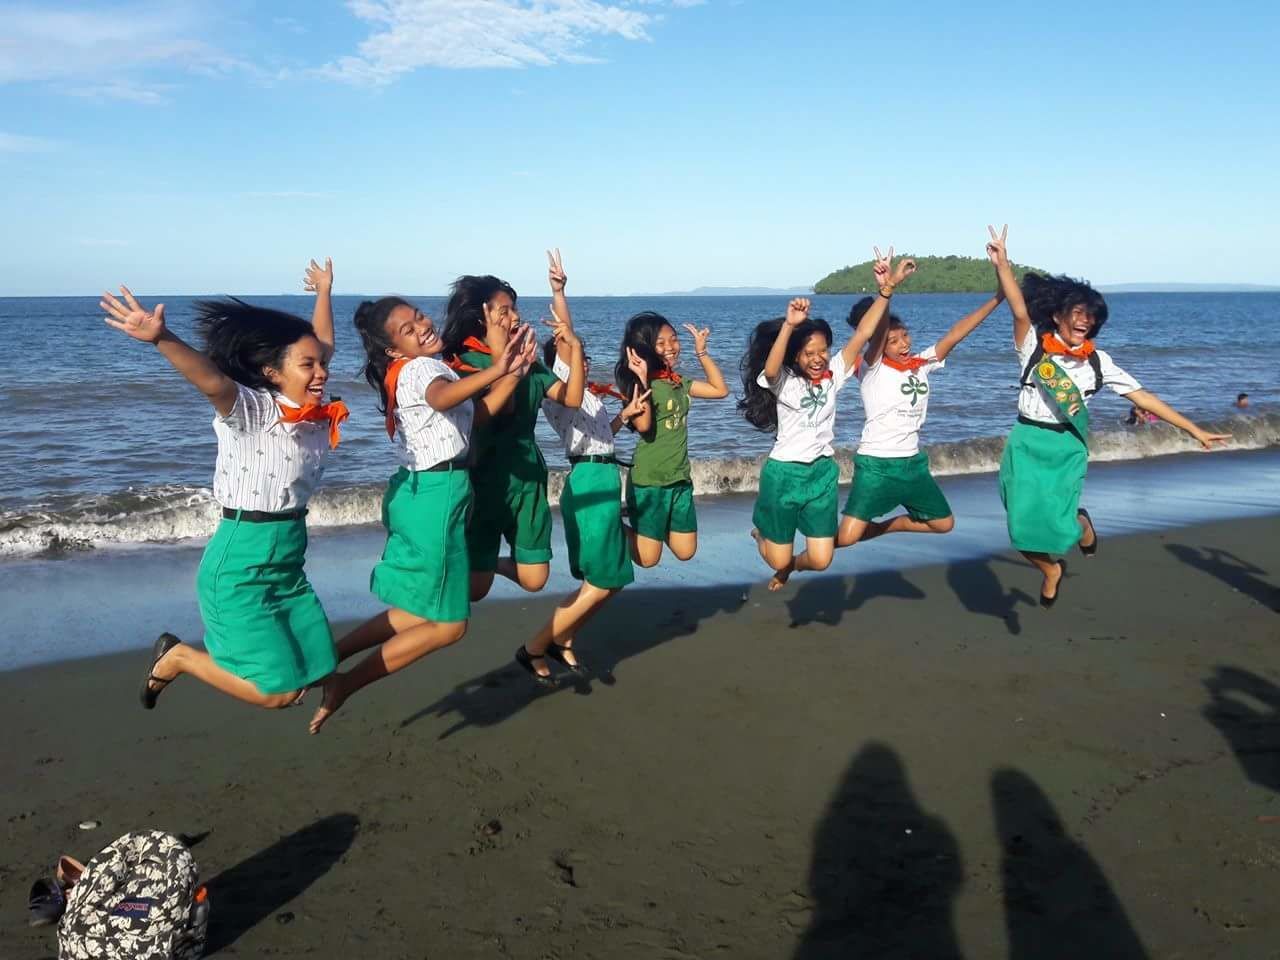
left=444, top=335, right=490, bottom=374
left=382, top=357, right=409, bottom=439
left=588, top=382, right=627, bottom=402
left=881, top=354, right=930, bottom=373
left=652, top=368, right=683, bottom=387
left=277, top=398, right=349, bottom=449
left=807, top=370, right=834, bottom=388
left=1041, top=332, right=1096, bottom=360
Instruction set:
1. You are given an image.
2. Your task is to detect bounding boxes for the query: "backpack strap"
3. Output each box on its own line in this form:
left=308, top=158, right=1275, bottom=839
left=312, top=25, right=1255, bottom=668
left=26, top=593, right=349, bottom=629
left=1019, top=340, right=1046, bottom=388
left=1084, top=350, right=1103, bottom=397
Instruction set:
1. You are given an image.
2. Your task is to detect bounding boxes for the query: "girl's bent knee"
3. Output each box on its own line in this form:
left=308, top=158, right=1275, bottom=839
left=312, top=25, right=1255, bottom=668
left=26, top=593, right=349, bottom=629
left=932, top=516, right=956, bottom=534
left=263, top=691, right=303, bottom=710
left=808, top=554, right=833, bottom=572
left=441, top=622, right=468, bottom=646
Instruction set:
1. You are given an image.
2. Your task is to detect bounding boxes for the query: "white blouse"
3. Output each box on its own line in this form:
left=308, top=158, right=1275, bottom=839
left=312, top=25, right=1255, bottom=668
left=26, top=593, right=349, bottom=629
left=541, top=355, right=616, bottom=458
left=1015, top=331, right=1142, bottom=425
left=390, top=356, right=473, bottom=470
left=758, top=351, right=853, bottom=462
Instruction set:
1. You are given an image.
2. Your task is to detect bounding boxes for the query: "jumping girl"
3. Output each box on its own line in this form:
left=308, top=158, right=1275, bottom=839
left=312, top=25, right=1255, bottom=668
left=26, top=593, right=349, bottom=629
left=615, top=312, right=730, bottom=568
left=307, top=298, right=540, bottom=733
left=739, top=297, right=861, bottom=591
left=516, top=259, right=652, bottom=685
left=441, top=252, right=586, bottom=602
left=986, top=224, right=1230, bottom=606
left=106, top=258, right=348, bottom=711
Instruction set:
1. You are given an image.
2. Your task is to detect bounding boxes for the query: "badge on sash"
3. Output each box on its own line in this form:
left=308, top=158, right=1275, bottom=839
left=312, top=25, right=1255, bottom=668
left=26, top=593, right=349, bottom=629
left=1035, top=357, right=1089, bottom=442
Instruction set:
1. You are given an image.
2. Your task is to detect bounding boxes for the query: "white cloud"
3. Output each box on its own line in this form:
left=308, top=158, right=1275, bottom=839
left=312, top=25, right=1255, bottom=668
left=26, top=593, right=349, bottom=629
left=0, top=131, right=56, bottom=153
left=324, top=0, right=689, bottom=83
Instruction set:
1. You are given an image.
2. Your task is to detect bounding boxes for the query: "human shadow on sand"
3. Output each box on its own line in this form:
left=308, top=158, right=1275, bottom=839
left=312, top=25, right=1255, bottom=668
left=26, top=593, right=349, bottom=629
left=1202, top=665, right=1280, bottom=793
left=793, top=742, right=964, bottom=959
left=786, top=570, right=925, bottom=629
left=945, top=557, right=1036, bottom=637
left=400, top=583, right=747, bottom=738
left=204, top=813, right=359, bottom=955
left=1166, top=544, right=1279, bottom=612
left=992, top=768, right=1148, bottom=959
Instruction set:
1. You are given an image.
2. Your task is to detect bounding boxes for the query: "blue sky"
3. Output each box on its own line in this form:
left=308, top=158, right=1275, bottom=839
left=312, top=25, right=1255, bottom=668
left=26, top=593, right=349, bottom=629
left=2, top=0, right=1277, bottom=296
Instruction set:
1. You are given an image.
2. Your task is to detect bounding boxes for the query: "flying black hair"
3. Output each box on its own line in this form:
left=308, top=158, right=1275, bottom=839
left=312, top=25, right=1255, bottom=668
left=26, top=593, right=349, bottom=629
left=194, top=298, right=317, bottom=391
left=1021, top=273, right=1109, bottom=338
left=847, top=296, right=905, bottom=332
left=614, top=311, right=675, bottom=439
left=442, top=275, right=518, bottom=361
left=352, top=296, right=415, bottom=413
left=738, top=317, right=834, bottom=431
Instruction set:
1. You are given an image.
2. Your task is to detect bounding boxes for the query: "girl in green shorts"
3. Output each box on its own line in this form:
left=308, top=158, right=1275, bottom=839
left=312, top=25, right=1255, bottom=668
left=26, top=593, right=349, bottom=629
left=107, top=259, right=349, bottom=712
left=441, top=252, right=586, bottom=602
left=739, top=294, right=897, bottom=591
left=615, top=312, right=730, bottom=568
left=986, top=225, right=1229, bottom=607
left=308, top=297, right=538, bottom=733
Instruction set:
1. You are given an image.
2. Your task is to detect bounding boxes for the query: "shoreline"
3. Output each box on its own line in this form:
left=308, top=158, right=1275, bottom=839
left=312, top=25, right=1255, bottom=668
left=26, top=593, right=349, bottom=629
left=3, top=516, right=1278, bottom=958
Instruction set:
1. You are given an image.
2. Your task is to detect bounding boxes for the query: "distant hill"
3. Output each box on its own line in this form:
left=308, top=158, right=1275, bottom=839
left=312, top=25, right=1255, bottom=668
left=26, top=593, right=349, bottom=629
left=635, top=285, right=814, bottom=297
left=814, top=255, right=1039, bottom=294
left=1099, top=282, right=1280, bottom=293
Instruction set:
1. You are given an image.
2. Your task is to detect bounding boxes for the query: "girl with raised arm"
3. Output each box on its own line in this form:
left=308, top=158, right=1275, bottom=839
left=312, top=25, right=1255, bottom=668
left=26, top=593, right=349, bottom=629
left=308, top=298, right=538, bottom=733
left=987, top=225, right=1230, bottom=606
left=441, top=254, right=586, bottom=602
left=615, top=313, right=730, bottom=568
left=105, top=259, right=348, bottom=711
left=515, top=255, right=652, bottom=685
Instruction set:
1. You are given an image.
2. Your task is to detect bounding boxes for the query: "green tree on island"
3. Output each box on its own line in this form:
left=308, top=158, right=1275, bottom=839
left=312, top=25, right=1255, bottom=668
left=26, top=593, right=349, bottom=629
left=814, top=255, right=1041, bottom=294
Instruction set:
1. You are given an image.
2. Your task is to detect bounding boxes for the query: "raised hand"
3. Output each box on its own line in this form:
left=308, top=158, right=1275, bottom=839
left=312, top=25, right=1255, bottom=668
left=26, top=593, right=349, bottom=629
left=621, top=384, right=652, bottom=421
left=496, top=324, right=534, bottom=376
left=986, top=224, right=1009, bottom=267
left=101, top=286, right=166, bottom=343
left=626, top=346, right=649, bottom=384
left=482, top=301, right=510, bottom=354
left=547, top=248, right=567, bottom=294
left=303, top=257, right=333, bottom=294
left=890, top=257, right=917, bottom=286
left=683, top=323, right=711, bottom=355
left=872, top=245, right=893, bottom=289
left=545, top=305, right=580, bottom=350
left=1194, top=429, right=1232, bottom=451
left=785, top=297, right=811, bottom=327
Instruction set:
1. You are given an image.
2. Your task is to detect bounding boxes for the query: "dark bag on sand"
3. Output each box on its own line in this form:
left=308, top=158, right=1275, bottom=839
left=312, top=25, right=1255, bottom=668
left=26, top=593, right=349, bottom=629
left=57, top=830, right=208, bottom=960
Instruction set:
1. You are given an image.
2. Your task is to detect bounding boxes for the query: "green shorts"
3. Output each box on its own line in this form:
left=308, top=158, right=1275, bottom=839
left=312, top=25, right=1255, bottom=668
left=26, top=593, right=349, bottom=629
left=562, top=461, right=634, bottom=590
left=372, top=467, right=472, bottom=623
left=197, top=514, right=335, bottom=695
left=626, top=479, right=697, bottom=542
left=752, top=456, right=839, bottom=545
left=466, top=472, right=553, bottom=572
left=843, top=452, right=952, bottom=522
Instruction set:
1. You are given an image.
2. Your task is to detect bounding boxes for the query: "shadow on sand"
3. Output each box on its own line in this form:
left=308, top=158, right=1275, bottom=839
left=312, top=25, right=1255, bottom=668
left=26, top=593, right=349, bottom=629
left=1203, top=665, right=1280, bottom=793
left=1166, top=544, right=1279, bottom=612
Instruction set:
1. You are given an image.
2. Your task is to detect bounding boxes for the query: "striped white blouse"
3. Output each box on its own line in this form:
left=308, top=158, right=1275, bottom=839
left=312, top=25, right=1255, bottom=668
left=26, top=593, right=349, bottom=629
left=541, top=355, right=615, bottom=458
left=391, top=356, right=472, bottom=470
left=212, top=384, right=331, bottom=512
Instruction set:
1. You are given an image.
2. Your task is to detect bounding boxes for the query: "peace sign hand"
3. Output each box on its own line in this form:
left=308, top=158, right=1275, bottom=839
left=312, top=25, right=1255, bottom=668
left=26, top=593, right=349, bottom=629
left=986, top=224, right=1009, bottom=267
left=683, top=323, right=711, bottom=355
left=545, top=305, right=580, bottom=350
left=303, top=257, right=333, bottom=294
left=872, top=245, right=893, bottom=289
left=495, top=324, right=534, bottom=376
left=621, top=384, right=652, bottom=422
left=101, top=286, right=166, bottom=344
left=626, top=346, right=649, bottom=384
left=785, top=297, right=811, bottom=327
left=547, top=248, right=567, bottom=294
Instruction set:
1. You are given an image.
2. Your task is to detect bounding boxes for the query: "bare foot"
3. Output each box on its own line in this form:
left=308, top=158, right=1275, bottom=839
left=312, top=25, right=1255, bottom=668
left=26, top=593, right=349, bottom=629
left=308, top=674, right=348, bottom=735
left=769, top=561, right=795, bottom=592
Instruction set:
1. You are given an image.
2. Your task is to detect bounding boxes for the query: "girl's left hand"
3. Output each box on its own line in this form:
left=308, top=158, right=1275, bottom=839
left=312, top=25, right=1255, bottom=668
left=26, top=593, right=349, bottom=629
left=304, top=257, right=333, bottom=294
left=621, top=384, right=652, bottom=422
left=101, top=286, right=166, bottom=343
left=626, top=346, right=649, bottom=384
left=545, top=306, right=579, bottom=349
left=1194, top=429, right=1232, bottom=450
left=496, top=324, right=534, bottom=376
left=683, top=323, right=711, bottom=355
left=482, top=301, right=510, bottom=354
left=547, top=248, right=567, bottom=294
left=785, top=298, right=810, bottom=327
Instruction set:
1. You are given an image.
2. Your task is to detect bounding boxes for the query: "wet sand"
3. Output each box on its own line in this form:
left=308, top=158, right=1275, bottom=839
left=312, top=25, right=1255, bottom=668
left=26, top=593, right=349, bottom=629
left=2, top=516, right=1279, bottom=958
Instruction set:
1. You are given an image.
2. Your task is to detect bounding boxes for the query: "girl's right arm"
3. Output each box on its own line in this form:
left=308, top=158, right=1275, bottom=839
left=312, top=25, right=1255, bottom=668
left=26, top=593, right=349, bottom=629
left=101, top=287, right=238, bottom=416
left=623, top=347, right=654, bottom=434
left=428, top=325, right=535, bottom=413
left=841, top=248, right=915, bottom=368
left=612, top=384, right=653, bottom=435
left=985, top=225, right=1031, bottom=347
left=764, top=298, right=810, bottom=381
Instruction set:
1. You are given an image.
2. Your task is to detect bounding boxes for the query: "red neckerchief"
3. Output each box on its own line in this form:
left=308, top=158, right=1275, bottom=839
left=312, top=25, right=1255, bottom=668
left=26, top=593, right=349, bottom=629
left=1041, top=332, right=1096, bottom=360
left=652, top=368, right=683, bottom=387
left=807, top=370, right=834, bottom=388
left=444, top=335, right=490, bottom=374
left=588, top=382, right=627, bottom=401
left=881, top=354, right=929, bottom=373
left=277, top=399, right=349, bottom=449
left=382, top=358, right=409, bottom=439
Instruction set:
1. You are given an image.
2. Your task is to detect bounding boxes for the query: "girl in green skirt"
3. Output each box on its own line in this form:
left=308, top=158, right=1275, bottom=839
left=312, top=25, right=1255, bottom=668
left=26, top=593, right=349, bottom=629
left=614, top=312, right=730, bottom=568
left=987, top=225, right=1230, bottom=606
left=308, top=298, right=540, bottom=733
left=106, top=259, right=350, bottom=710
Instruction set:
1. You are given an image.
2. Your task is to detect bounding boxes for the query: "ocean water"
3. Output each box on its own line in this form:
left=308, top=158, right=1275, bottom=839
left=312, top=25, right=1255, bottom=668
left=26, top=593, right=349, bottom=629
left=0, top=292, right=1276, bottom=558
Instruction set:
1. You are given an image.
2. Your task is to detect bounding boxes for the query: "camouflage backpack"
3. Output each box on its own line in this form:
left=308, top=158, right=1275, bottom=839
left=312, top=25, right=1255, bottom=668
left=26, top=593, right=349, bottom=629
left=57, top=830, right=208, bottom=960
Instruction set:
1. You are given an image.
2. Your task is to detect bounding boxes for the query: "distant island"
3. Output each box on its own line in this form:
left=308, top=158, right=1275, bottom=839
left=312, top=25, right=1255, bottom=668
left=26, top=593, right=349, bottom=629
left=634, top=285, right=814, bottom=297
left=814, top=255, right=1037, bottom=294
left=1098, top=282, right=1280, bottom=293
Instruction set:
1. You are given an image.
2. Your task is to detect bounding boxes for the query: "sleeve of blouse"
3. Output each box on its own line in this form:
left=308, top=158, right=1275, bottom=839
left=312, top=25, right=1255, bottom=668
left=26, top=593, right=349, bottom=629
left=1098, top=350, right=1143, bottom=396
left=217, top=384, right=277, bottom=434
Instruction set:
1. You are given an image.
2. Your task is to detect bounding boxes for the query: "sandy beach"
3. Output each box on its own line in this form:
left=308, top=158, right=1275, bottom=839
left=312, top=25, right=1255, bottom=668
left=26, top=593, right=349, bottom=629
left=2, top=514, right=1277, bottom=958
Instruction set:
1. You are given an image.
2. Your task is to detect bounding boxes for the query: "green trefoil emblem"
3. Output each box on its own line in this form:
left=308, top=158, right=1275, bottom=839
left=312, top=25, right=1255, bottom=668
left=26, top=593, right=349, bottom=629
left=900, top=374, right=928, bottom=406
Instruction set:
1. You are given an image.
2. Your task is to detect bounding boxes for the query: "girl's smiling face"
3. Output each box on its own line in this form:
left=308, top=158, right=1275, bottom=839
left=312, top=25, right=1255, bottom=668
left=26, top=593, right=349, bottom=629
left=655, top=323, right=680, bottom=369
left=884, top=324, right=913, bottom=360
left=796, top=332, right=831, bottom=380
left=486, top=290, right=520, bottom=332
left=385, top=304, right=443, bottom=359
left=1055, top=304, right=1095, bottom=347
left=266, top=334, right=329, bottom=406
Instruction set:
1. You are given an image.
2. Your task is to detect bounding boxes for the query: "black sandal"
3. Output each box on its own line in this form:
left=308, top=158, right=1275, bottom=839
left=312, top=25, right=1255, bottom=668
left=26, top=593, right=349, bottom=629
left=139, top=632, right=180, bottom=710
left=27, top=878, right=66, bottom=927
left=545, top=643, right=587, bottom=677
left=1078, top=508, right=1098, bottom=557
left=514, top=646, right=555, bottom=687
left=1040, top=560, right=1067, bottom=609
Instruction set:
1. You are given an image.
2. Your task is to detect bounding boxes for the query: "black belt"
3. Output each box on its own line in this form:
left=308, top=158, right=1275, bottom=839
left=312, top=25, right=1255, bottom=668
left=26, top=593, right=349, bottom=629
left=420, top=459, right=468, bottom=473
left=568, top=454, right=617, bottom=466
left=222, top=507, right=307, bottom=523
left=1017, top=415, right=1072, bottom=433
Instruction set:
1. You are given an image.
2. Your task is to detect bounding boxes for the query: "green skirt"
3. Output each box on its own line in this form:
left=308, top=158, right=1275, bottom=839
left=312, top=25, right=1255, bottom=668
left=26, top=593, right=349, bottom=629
left=999, top=420, right=1089, bottom=555
left=196, top=514, right=336, bottom=695
left=371, top=466, right=473, bottom=623
left=562, top=461, right=634, bottom=589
